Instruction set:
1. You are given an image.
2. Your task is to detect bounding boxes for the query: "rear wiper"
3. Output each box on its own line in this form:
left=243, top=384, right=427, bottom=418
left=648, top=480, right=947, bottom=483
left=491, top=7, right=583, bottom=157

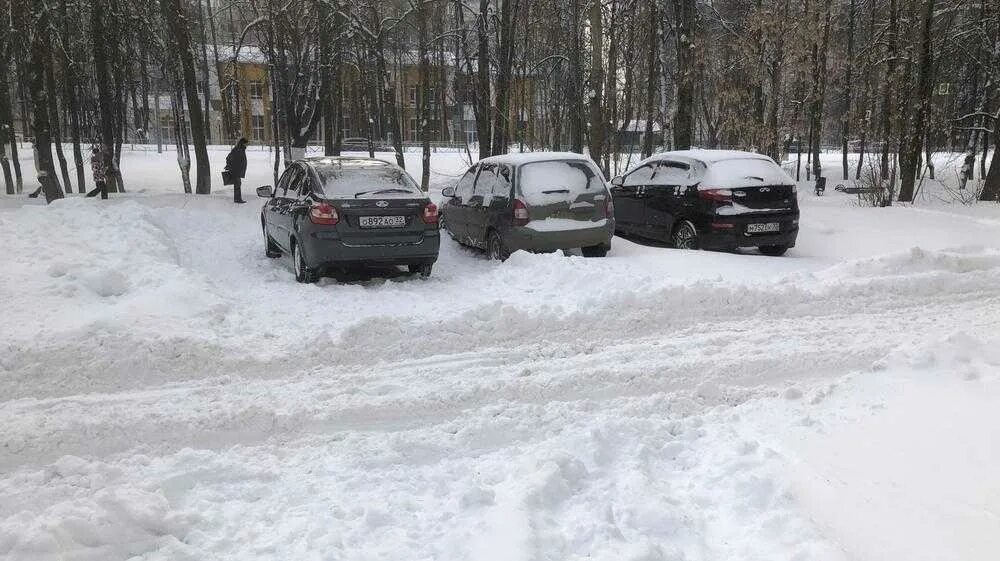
left=541, top=188, right=571, bottom=194
left=354, top=188, right=414, bottom=197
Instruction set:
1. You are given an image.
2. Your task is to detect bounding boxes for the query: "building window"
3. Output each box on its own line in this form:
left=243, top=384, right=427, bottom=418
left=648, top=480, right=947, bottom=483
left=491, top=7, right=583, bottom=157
left=409, top=117, right=419, bottom=142
left=249, top=81, right=264, bottom=100
left=408, top=86, right=418, bottom=108
left=159, top=114, right=174, bottom=144
left=936, top=82, right=951, bottom=96
left=341, top=115, right=351, bottom=139
left=251, top=115, right=266, bottom=141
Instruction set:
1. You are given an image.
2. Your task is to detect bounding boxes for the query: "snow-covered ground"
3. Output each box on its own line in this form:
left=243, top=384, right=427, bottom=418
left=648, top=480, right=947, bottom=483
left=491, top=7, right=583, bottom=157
left=1, top=147, right=999, bottom=561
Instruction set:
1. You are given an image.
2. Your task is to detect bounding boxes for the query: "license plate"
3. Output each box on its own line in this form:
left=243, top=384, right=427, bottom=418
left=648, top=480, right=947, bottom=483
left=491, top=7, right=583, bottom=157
left=359, top=215, right=406, bottom=229
left=746, top=222, right=780, bottom=234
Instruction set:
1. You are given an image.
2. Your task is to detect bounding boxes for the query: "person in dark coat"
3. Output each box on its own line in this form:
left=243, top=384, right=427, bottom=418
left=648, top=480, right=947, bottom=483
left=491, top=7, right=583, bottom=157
left=86, top=145, right=109, bottom=199
left=226, top=138, right=249, bottom=204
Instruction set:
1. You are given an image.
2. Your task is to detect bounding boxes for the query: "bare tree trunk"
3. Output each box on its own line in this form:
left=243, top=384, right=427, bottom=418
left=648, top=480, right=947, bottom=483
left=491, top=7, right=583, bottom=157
left=44, top=63, right=70, bottom=193
left=641, top=0, right=658, bottom=158
left=491, top=0, right=520, bottom=155
left=809, top=0, right=832, bottom=181
left=10, top=122, right=22, bottom=192
left=588, top=0, right=605, bottom=165
left=978, top=97, right=1000, bottom=200
left=763, top=0, right=789, bottom=162
left=321, top=15, right=336, bottom=156
left=92, top=0, right=121, bottom=194
left=161, top=0, right=212, bottom=194
left=171, top=80, right=193, bottom=194
left=375, top=32, right=405, bottom=168
left=206, top=0, right=233, bottom=140
left=475, top=0, right=492, bottom=158
left=568, top=0, right=585, bottom=153
left=898, top=0, right=935, bottom=203
left=56, top=0, right=85, bottom=193
left=27, top=0, right=64, bottom=203
left=0, top=45, right=14, bottom=194
left=603, top=0, right=620, bottom=176
left=332, top=64, right=343, bottom=156
left=982, top=128, right=1000, bottom=201
left=196, top=0, right=212, bottom=144
left=878, top=0, right=899, bottom=190
left=841, top=0, right=855, bottom=180
left=672, top=0, right=696, bottom=150
left=418, top=0, right=431, bottom=190
left=437, top=36, right=450, bottom=142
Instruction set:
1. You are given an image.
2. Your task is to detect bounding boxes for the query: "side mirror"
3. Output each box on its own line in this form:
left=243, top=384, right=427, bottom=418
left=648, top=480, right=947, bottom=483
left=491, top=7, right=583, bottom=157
left=441, top=186, right=456, bottom=198
left=256, top=185, right=274, bottom=198
left=610, top=176, right=624, bottom=187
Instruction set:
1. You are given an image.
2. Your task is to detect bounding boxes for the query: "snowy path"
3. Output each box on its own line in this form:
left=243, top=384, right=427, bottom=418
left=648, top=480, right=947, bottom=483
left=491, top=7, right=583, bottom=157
left=2, top=190, right=1000, bottom=560
left=4, top=269, right=999, bottom=469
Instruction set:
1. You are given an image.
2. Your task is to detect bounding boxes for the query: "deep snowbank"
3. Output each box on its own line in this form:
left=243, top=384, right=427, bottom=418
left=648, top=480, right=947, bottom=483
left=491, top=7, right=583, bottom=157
left=3, top=332, right=997, bottom=561
left=2, top=166, right=1000, bottom=560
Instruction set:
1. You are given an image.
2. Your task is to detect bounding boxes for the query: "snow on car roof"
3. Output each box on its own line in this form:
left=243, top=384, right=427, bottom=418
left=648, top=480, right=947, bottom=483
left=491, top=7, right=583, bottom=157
left=304, top=156, right=394, bottom=168
left=646, top=149, right=773, bottom=164
left=478, top=151, right=594, bottom=166
left=670, top=149, right=773, bottom=162
left=629, top=149, right=793, bottom=188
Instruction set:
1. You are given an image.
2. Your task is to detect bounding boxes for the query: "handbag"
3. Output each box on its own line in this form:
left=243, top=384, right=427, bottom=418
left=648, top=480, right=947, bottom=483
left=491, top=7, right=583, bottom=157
left=222, top=169, right=234, bottom=186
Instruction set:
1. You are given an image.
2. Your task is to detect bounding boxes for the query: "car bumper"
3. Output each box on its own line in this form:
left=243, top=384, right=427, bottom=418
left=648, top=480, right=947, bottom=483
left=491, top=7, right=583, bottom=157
left=302, top=230, right=441, bottom=267
left=698, top=213, right=799, bottom=250
left=505, top=221, right=614, bottom=253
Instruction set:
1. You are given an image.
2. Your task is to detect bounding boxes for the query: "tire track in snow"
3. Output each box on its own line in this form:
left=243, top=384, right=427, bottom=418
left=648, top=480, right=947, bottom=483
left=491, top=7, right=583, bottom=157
left=3, top=287, right=998, bottom=469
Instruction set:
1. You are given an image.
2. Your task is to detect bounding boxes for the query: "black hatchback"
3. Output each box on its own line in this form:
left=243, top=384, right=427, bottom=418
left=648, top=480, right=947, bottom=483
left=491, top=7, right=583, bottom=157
left=258, top=157, right=440, bottom=282
left=610, top=150, right=799, bottom=255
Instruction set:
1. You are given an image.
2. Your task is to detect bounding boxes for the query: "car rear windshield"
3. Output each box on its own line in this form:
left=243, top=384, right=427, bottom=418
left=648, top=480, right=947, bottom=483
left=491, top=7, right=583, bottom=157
left=518, top=160, right=605, bottom=206
left=315, top=161, right=421, bottom=197
left=703, top=158, right=792, bottom=188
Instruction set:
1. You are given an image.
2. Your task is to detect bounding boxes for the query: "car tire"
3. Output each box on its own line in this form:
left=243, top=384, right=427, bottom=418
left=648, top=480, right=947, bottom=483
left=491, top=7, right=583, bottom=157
left=582, top=244, right=610, bottom=258
left=486, top=230, right=509, bottom=261
left=264, top=226, right=281, bottom=258
left=759, top=244, right=789, bottom=256
left=293, top=242, right=318, bottom=283
left=409, top=263, right=433, bottom=278
left=670, top=220, right=700, bottom=250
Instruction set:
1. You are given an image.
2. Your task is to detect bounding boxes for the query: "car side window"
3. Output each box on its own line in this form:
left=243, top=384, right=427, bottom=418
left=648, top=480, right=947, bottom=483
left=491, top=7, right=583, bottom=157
left=494, top=165, right=513, bottom=199
left=285, top=166, right=304, bottom=198
left=276, top=168, right=295, bottom=197
left=455, top=165, right=477, bottom=204
left=473, top=164, right=496, bottom=205
left=648, top=160, right=691, bottom=187
left=624, top=164, right=656, bottom=187
left=296, top=169, right=315, bottom=199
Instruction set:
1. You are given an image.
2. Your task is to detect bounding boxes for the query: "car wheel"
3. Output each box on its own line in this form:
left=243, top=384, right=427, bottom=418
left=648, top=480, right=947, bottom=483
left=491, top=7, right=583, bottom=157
left=581, top=244, right=609, bottom=258
left=671, top=220, right=700, bottom=250
left=293, top=242, right=318, bottom=283
left=408, top=263, right=433, bottom=278
left=486, top=230, right=509, bottom=261
left=759, top=244, right=789, bottom=256
left=263, top=226, right=281, bottom=258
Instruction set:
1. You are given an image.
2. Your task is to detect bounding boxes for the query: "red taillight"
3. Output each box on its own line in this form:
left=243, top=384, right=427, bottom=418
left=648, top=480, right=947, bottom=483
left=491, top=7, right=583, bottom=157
left=603, top=196, right=614, bottom=219
left=422, top=202, right=439, bottom=224
left=698, top=188, right=733, bottom=203
left=309, top=202, right=339, bottom=225
left=710, top=222, right=735, bottom=229
left=513, top=199, right=529, bottom=226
